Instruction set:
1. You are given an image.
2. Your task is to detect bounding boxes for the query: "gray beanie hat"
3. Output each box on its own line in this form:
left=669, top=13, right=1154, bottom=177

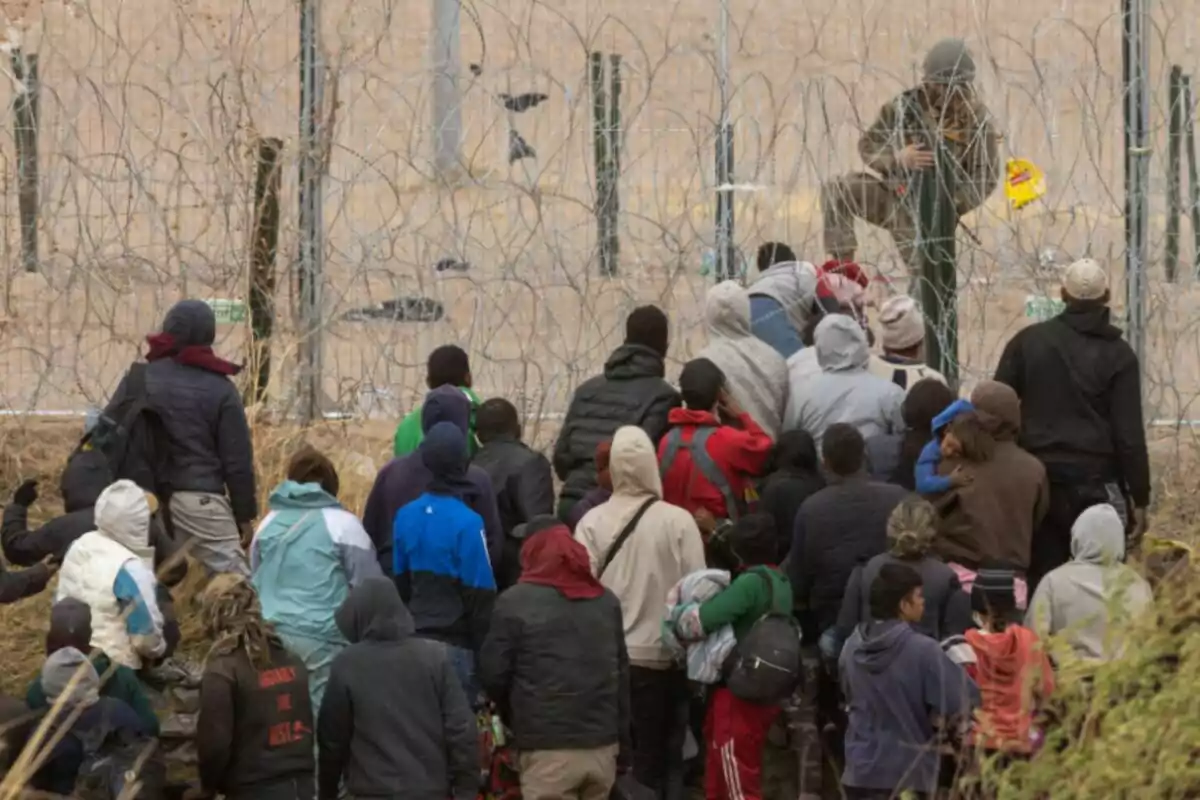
left=923, top=38, right=975, bottom=84
left=41, top=646, right=101, bottom=708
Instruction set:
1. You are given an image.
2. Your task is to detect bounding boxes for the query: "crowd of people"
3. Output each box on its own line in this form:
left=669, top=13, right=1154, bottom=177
left=0, top=239, right=1160, bottom=800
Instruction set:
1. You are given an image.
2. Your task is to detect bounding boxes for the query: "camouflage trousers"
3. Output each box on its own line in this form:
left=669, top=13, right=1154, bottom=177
left=821, top=172, right=920, bottom=276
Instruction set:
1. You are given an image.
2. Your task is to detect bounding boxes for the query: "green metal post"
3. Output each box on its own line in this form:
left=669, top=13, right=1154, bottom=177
left=1167, top=65, right=1183, bottom=282
left=608, top=54, right=622, bottom=274
left=590, top=52, right=612, bottom=276
left=917, top=141, right=959, bottom=388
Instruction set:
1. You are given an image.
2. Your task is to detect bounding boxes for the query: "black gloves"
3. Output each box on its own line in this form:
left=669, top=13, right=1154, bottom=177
left=12, top=479, right=38, bottom=507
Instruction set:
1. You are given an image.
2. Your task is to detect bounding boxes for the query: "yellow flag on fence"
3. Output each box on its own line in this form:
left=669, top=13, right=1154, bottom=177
left=1005, top=157, right=1047, bottom=210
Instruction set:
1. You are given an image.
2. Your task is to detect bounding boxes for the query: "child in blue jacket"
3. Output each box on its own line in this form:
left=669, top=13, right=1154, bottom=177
left=915, top=399, right=994, bottom=494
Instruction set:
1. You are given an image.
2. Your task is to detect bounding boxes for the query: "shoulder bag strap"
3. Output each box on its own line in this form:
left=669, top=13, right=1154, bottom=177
left=688, top=428, right=741, bottom=520
left=599, top=497, right=658, bottom=578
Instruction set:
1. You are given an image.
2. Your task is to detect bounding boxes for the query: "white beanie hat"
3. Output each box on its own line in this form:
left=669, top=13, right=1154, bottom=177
left=879, top=296, right=926, bottom=351
left=1063, top=258, right=1108, bottom=301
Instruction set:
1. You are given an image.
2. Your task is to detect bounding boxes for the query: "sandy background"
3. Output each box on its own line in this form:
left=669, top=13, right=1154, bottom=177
left=0, top=0, right=1195, bottom=439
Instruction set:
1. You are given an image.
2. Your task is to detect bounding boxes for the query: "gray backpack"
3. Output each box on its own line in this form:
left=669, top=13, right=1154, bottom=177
left=724, top=568, right=803, bottom=704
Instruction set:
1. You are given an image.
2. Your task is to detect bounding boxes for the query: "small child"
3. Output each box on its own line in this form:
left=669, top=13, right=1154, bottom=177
left=915, top=399, right=995, bottom=494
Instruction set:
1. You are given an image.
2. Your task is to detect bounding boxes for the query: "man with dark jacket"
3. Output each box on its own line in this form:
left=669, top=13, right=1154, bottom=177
left=789, top=424, right=908, bottom=639
left=480, top=519, right=630, bottom=800
left=363, top=385, right=504, bottom=571
left=471, top=398, right=555, bottom=589
left=318, top=578, right=478, bottom=800
left=110, top=299, right=257, bottom=576
left=553, top=305, right=681, bottom=517
left=994, top=258, right=1149, bottom=589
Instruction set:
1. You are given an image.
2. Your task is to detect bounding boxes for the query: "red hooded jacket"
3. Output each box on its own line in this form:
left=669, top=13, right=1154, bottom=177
left=656, top=408, right=772, bottom=519
left=964, top=624, right=1055, bottom=753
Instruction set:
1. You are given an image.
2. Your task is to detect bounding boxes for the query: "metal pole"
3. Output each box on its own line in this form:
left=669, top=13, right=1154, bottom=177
left=714, top=0, right=735, bottom=281
left=1166, top=66, right=1183, bottom=283
left=431, top=0, right=463, bottom=176
left=1184, top=75, right=1200, bottom=279
left=1122, top=0, right=1149, bottom=373
left=298, top=0, right=325, bottom=424
left=12, top=50, right=38, bottom=274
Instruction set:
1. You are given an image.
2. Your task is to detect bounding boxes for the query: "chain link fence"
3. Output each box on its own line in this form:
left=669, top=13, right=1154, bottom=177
left=0, top=0, right=1198, bottom=448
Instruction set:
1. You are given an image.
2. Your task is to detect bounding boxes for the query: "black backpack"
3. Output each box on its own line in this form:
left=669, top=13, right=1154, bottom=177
left=80, top=363, right=172, bottom=500
left=724, top=567, right=803, bottom=704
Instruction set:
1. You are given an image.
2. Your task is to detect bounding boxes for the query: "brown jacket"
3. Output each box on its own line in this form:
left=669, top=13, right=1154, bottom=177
left=932, top=382, right=1050, bottom=569
left=858, top=89, right=1001, bottom=216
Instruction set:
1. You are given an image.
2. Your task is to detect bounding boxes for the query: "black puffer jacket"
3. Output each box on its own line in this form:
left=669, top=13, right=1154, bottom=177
left=479, top=583, right=629, bottom=755
left=553, top=344, right=680, bottom=507
left=472, top=437, right=555, bottom=589
left=788, top=475, right=908, bottom=633
left=993, top=305, right=1149, bottom=507
left=107, top=301, right=257, bottom=522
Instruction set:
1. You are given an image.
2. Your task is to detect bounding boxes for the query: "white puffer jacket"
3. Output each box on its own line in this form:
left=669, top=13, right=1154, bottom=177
left=57, top=480, right=162, bottom=669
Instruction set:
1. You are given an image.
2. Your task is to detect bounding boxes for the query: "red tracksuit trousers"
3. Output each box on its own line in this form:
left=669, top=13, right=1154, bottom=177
left=704, top=687, right=780, bottom=800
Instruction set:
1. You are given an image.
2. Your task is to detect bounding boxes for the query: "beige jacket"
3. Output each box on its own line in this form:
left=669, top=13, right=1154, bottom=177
left=576, top=425, right=707, bottom=668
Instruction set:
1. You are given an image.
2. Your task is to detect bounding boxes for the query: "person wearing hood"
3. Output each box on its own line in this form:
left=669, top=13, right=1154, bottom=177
left=480, top=520, right=630, bottom=800
left=839, top=564, right=979, bottom=798
left=930, top=382, right=1049, bottom=576
left=783, top=315, right=905, bottom=448
left=3, top=449, right=111, bottom=567
left=994, top=258, right=1150, bottom=588
left=867, top=296, right=947, bottom=390
left=106, top=299, right=256, bottom=576
left=251, top=445, right=383, bottom=712
left=747, top=243, right=818, bottom=358
left=471, top=397, right=555, bottom=590
left=575, top=425, right=706, bottom=799
left=29, top=646, right=157, bottom=796
left=196, top=574, right=315, bottom=800
left=363, top=384, right=503, bottom=571
left=758, top=430, right=825, bottom=561
left=836, top=496, right=971, bottom=646
left=1025, top=504, right=1153, bottom=663
left=26, top=598, right=159, bottom=735
left=913, top=399, right=988, bottom=495
left=563, top=440, right=614, bottom=532
left=318, top=578, right=478, bottom=800
left=393, top=344, right=483, bottom=458
left=393, top=421, right=497, bottom=705
left=699, top=281, right=790, bottom=437
left=942, top=565, right=1054, bottom=758
left=55, top=480, right=166, bottom=670
left=554, top=305, right=682, bottom=517
left=658, top=358, right=773, bottom=522
left=864, top=378, right=956, bottom=487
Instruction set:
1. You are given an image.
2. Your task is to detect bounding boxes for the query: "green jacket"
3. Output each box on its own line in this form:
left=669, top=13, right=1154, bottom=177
left=26, top=652, right=160, bottom=735
left=392, top=386, right=482, bottom=457
left=699, top=566, right=793, bottom=642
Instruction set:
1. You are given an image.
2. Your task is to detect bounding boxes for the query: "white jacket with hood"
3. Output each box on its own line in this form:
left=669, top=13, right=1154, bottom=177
left=783, top=315, right=906, bottom=446
left=575, top=425, right=707, bottom=668
left=698, top=281, right=789, bottom=438
left=1026, top=504, right=1152, bottom=662
left=57, top=480, right=165, bottom=669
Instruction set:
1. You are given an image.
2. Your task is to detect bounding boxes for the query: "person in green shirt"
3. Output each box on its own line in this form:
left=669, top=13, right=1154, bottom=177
left=393, top=345, right=482, bottom=457
left=697, top=514, right=792, bottom=800
left=26, top=598, right=159, bottom=735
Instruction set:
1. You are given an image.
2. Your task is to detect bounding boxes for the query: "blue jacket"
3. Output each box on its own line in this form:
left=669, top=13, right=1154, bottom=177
left=252, top=481, right=383, bottom=644
left=840, top=620, right=978, bottom=793
left=394, top=492, right=496, bottom=651
left=915, top=399, right=975, bottom=494
left=749, top=295, right=804, bottom=359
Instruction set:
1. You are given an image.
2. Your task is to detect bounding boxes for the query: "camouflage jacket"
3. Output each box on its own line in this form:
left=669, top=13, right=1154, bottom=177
left=858, top=90, right=1001, bottom=215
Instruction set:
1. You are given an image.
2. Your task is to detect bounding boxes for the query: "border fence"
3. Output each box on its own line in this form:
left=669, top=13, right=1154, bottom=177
left=0, top=0, right=1197, bottom=447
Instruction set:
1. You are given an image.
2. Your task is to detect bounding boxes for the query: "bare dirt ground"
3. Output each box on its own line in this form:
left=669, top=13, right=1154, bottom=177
left=0, top=0, right=1195, bottom=434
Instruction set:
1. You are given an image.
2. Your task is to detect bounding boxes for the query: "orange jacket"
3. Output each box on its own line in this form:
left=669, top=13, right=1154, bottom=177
left=964, top=624, right=1055, bottom=753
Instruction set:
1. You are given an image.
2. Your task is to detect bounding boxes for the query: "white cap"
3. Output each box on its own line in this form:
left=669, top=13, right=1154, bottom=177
left=1063, top=258, right=1108, bottom=301
left=879, top=295, right=926, bottom=350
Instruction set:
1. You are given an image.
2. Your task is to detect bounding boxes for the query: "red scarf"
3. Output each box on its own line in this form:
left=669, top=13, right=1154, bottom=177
left=519, top=525, right=604, bottom=600
left=145, top=333, right=242, bottom=376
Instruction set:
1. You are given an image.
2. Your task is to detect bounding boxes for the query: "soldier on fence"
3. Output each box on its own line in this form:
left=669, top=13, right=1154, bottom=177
left=820, top=38, right=1001, bottom=280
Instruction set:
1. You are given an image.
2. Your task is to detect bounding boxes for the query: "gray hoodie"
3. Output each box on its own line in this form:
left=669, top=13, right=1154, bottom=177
left=1026, top=504, right=1152, bottom=662
left=783, top=316, right=905, bottom=446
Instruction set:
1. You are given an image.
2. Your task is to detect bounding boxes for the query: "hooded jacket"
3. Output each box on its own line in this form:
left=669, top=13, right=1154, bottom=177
left=837, top=553, right=971, bottom=643
left=2, top=449, right=108, bottom=567
left=747, top=261, right=820, bottom=358
left=839, top=620, right=979, bottom=793
left=915, top=398, right=974, bottom=494
left=963, top=624, right=1054, bottom=753
left=318, top=579, right=478, bottom=800
left=472, top=435, right=554, bottom=588
left=698, top=281, right=790, bottom=437
left=1025, top=504, right=1152, bottom=662
left=657, top=408, right=772, bottom=520
left=107, top=300, right=257, bottom=521
left=783, top=316, right=905, bottom=447
left=994, top=305, right=1150, bottom=507
left=575, top=426, right=707, bottom=667
left=553, top=344, right=682, bottom=508
left=56, top=481, right=165, bottom=669
left=363, top=386, right=503, bottom=571
left=932, top=382, right=1050, bottom=570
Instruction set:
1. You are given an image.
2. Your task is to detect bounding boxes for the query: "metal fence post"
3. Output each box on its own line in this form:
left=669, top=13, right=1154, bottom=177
left=431, top=0, right=463, bottom=177
left=12, top=50, right=38, bottom=274
left=1166, top=65, right=1183, bottom=283
left=714, top=0, right=735, bottom=281
left=1122, top=0, right=1150, bottom=376
left=298, top=0, right=325, bottom=423
left=917, top=144, right=959, bottom=388
left=1183, top=74, right=1200, bottom=279
left=248, top=137, right=283, bottom=405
